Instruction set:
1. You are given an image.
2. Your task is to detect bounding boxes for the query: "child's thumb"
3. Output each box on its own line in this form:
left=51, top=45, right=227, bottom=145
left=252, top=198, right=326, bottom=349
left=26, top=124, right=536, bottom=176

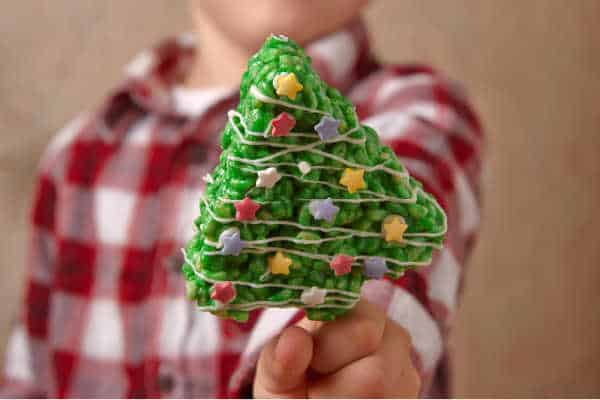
left=254, top=326, right=313, bottom=397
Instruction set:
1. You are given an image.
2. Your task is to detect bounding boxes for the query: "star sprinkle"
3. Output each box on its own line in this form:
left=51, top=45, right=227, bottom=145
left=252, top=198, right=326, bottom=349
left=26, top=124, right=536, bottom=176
left=202, top=173, right=213, bottom=184
left=298, top=161, right=311, bottom=175
left=339, top=168, right=366, bottom=193
left=301, top=287, right=327, bottom=306
left=256, top=167, right=281, bottom=188
left=271, top=112, right=296, bottom=137
left=308, top=198, right=339, bottom=223
left=274, top=72, right=303, bottom=100
left=234, top=197, right=260, bottom=221
left=330, top=254, right=354, bottom=276
left=382, top=215, right=408, bottom=243
left=210, top=281, right=236, bottom=304
left=364, top=256, right=389, bottom=279
left=268, top=251, right=292, bottom=275
left=218, top=228, right=246, bottom=256
left=315, top=116, right=340, bottom=141
left=272, top=34, right=289, bottom=42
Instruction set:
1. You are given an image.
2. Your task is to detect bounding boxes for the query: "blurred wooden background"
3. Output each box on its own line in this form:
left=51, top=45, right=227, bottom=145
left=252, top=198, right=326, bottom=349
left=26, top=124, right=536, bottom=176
left=1, top=0, right=599, bottom=396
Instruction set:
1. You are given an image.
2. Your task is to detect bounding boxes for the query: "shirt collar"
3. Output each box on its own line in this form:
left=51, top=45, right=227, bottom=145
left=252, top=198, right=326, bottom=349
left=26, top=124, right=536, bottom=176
left=119, top=19, right=376, bottom=117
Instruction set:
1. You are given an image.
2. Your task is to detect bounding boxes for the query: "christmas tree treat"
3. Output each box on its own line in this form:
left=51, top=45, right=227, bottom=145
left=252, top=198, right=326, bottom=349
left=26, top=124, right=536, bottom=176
left=182, top=35, right=447, bottom=322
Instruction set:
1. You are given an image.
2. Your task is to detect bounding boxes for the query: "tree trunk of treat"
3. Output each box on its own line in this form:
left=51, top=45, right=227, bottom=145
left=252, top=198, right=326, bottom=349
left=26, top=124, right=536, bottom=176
left=181, top=35, right=447, bottom=322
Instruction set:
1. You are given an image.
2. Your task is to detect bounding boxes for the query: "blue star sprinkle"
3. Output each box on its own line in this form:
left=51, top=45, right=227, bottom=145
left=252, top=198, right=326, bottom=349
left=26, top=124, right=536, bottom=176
left=364, top=256, right=388, bottom=279
left=315, top=116, right=340, bottom=141
left=219, top=228, right=246, bottom=256
left=308, top=198, right=339, bottom=223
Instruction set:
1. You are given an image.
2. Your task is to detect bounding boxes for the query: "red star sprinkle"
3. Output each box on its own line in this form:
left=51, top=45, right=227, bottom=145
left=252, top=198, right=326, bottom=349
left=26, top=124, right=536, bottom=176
left=330, top=254, right=354, bottom=276
left=210, top=281, right=236, bottom=304
left=234, top=197, right=260, bottom=221
left=271, top=112, right=296, bottom=137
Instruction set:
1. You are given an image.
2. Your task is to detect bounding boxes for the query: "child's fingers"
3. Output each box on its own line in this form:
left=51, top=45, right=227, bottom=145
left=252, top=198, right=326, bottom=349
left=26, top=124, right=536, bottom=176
left=300, top=299, right=386, bottom=374
left=308, top=321, right=420, bottom=398
left=378, top=319, right=421, bottom=396
left=308, top=354, right=387, bottom=398
left=253, top=326, right=313, bottom=398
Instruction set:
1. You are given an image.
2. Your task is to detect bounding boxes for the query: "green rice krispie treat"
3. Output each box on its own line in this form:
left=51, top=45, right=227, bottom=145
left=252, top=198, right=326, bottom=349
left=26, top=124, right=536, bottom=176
left=182, top=35, right=447, bottom=322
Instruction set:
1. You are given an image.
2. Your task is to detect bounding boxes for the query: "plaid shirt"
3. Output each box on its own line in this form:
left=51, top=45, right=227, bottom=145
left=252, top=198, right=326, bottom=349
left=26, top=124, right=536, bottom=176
left=2, top=21, right=483, bottom=398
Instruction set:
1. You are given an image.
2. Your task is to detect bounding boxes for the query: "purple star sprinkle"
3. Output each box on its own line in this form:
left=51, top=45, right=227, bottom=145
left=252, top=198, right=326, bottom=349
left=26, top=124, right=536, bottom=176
left=364, top=256, right=388, bottom=279
left=315, top=116, right=340, bottom=141
left=219, top=228, right=246, bottom=256
left=308, top=198, right=339, bottom=222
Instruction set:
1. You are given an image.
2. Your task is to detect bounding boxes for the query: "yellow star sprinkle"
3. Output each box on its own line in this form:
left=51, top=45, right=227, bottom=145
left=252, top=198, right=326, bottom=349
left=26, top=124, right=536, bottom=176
left=274, top=73, right=303, bottom=100
left=268, top=251, right=292, bottom=275
left=339, top=168, right=366, bottom=193
left=382, top=215, right=408, bottom=243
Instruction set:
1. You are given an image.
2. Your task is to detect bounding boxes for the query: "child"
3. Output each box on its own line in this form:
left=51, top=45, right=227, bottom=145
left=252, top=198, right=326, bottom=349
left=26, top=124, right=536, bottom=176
left=1, top=0, right=482, bottom=397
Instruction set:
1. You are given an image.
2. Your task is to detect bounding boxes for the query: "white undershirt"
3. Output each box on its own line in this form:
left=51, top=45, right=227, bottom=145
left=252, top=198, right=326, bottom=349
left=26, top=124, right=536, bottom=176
left=171, top=85, right=235, bottom=117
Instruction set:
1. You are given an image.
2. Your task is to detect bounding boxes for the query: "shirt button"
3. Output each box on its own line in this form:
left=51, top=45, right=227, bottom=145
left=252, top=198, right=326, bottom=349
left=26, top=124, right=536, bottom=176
left=166, top=252, right=184, bottom=273
left=186, top=144, right=207, bottom=164
left=157, top=372, right=175, bottom=394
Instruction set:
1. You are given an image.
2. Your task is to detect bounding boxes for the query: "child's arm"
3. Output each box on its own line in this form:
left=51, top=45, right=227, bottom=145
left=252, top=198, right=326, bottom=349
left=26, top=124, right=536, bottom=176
left=354, top=64, right=483, bottom=390
left=1, top=117, right=88, bottom=397
left=1, top=173, right=56, bottom=397
left=253, top=65, right=483, bottom=397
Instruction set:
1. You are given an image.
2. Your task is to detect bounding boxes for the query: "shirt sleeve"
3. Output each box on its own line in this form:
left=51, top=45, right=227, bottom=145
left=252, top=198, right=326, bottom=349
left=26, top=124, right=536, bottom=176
left=1, top=115, right=88, bottom=397
left=350, top=65, right=484, bottom=391
left=1, top=170, right=57, bottom=398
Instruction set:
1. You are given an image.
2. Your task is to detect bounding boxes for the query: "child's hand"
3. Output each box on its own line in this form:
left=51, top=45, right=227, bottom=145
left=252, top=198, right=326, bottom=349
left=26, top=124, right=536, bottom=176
left=253, top=300, right=421, bottom=398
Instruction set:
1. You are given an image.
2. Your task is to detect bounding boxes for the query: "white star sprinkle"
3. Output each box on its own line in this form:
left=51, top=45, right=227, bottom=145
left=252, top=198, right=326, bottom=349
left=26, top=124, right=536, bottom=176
left=301, top=287, right=327, bottom=306
left=298, top=161, right=311, bottom=175
left=203, top=173, right=214, bottom=184
left=256, top=167, right=281, bottom=189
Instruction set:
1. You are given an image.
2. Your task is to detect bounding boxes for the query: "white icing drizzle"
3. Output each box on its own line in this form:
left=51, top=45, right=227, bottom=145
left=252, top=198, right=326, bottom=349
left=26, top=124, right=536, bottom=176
left=201, top=194, right=446, bottom=241
left=250, top=85, right=331, bottom=116
left=184, top=249, right=359, bottom=299
left=227, top=157, right=344, bottom=172
left=259, top=270, right=271, bottom=282
left=205, top=233, right=353, bottom=248
left=228, top=151, right=407, bottom=178
left=205, top=245, right=435, bottom=267
left=195, top=298, right=358, bottom=312
left=271, top=34, right=289, bottom=42
left=228, top=151, right=407, bottom=179
left=229, top=123, right=370, bottom=170
left=229, top=110, right=365, bottom=145
left=233, top=166, right=415, bottom=204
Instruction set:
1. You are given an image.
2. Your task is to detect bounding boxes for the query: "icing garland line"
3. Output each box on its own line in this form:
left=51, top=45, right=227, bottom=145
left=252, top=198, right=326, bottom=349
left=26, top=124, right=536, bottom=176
left=250, top=85, right=331, bottom=116
left=195, top=298, right=359, bottom=312
left=204, top=234, right=353, bottom=248
left=206, top=229, right=439, bottom=250
left=221, top=196, right=413, bottom=205
left=249, top=85, right=361, bottom=131
left=201, top=193, right=447, bottom=240
left=309, top=148, right=408, bottom=178
left=234, top=167, right=417, bottom=203
left=229, top=110, right=365, bottom=145
left=228, top=153, right=408, bottom=179
left=204, top=245, right=435, bottom=266
left=229, top=126, right=374, bottom=168
left=223, top=160, right=344, bottom=172
left=183, top=249, right=360, bottom=299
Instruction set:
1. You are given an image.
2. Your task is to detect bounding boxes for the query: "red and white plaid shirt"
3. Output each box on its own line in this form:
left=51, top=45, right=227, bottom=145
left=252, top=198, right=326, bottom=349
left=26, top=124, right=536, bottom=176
left=2, top=21, right=483, bottom=398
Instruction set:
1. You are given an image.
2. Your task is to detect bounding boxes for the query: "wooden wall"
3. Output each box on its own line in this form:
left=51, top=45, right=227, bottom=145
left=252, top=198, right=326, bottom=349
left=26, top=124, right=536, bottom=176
left=1, top=0, right=598, bottom=396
